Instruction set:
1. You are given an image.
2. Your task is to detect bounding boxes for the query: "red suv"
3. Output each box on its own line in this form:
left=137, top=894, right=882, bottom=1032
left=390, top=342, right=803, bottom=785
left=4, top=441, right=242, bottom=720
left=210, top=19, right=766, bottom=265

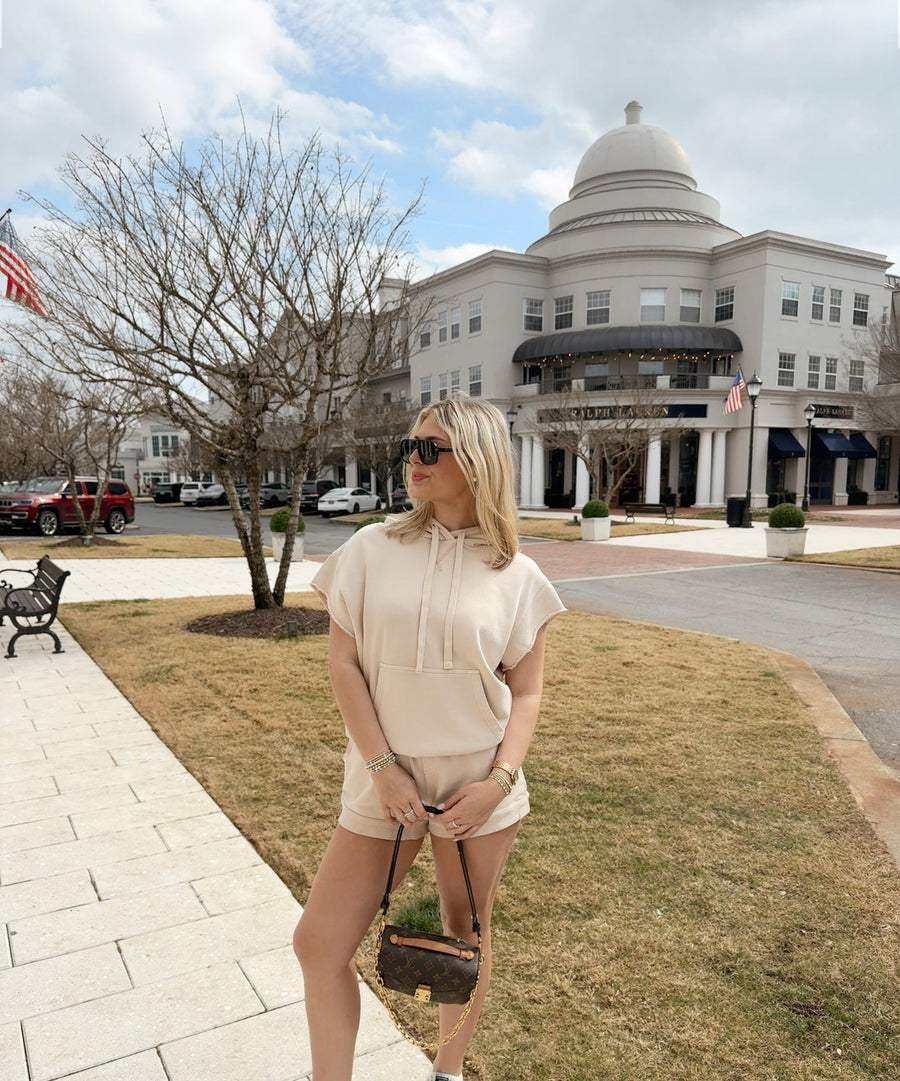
left=0, top=477, right=136, bottom=536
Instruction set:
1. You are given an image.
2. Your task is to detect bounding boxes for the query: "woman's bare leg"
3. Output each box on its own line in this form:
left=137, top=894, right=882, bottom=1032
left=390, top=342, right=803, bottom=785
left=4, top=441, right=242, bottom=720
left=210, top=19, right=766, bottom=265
left=429, top=822, right=520, bottom=1077
left=293, top=826, right=423, bottom=1081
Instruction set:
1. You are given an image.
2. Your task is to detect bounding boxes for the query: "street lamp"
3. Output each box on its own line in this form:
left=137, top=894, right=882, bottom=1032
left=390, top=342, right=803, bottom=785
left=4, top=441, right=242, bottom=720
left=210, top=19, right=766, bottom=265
left=801, top=402, right=816, bottom=512
left=506, top=406, right=517, bottom=437
left=741, top=372, right=763, bottom=528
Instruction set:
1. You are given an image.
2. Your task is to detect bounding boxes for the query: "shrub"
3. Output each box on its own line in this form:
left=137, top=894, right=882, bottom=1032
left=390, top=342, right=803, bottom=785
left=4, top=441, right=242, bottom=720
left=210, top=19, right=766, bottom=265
left=767, top=502, right=805, bottom=529
left=355, top=515, right=386, bottom=531
left=269, top=507, right=305, bottom=533
left=582, top=499, right=609, bottom=519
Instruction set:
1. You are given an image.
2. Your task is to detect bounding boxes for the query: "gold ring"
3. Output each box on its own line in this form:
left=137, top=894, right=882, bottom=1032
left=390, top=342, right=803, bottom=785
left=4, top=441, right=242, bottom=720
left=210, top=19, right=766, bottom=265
left=451, top=820, right=460, bottom=829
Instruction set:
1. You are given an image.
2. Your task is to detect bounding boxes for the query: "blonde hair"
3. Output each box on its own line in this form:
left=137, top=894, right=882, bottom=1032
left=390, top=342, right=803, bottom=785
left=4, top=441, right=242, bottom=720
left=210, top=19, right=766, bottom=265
left=385, top=396, right=519, bottom=569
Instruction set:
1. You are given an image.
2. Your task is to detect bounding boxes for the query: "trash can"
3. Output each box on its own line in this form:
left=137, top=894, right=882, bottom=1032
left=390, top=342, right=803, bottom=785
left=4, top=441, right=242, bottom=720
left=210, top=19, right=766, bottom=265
left=726, top=496, right=745, bottom=528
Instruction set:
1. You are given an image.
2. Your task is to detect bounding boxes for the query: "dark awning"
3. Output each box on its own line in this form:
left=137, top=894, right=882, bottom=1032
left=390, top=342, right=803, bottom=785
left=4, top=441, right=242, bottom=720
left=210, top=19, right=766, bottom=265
left=845, top=433, right=877, bottom=459
left=812, top=430, right=856, bottom=458
left=511, top=325, right=743, bottom=364
left=768, top=429, right=806, bottom=459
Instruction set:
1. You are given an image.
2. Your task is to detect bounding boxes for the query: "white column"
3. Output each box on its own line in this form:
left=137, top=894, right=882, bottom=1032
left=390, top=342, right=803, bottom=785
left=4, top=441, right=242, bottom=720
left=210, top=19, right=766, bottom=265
left=694, top=430, right=713, bottom=506
left=711, top=430, right=727, bottom=506
left=644, top=437, right=661, bottom=503
left=529, top=438, right=546, bottom=508
left=519, top=436, right=533, bottom=508
left=575, top=455, right=590, bottom=509
left=833, top=456, right=849, bottom=505
left=345, top=456, right=358, bottom=488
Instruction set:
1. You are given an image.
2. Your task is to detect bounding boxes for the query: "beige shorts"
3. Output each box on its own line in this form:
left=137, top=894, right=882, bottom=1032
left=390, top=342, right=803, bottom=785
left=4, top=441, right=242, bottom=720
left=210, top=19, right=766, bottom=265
left=338, top=743, right=530, bottom=840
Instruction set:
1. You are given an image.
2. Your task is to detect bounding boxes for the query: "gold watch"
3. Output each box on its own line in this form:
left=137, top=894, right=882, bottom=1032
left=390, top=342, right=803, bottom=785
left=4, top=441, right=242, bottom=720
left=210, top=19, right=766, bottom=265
left=492, top=760, right=519, bottom=786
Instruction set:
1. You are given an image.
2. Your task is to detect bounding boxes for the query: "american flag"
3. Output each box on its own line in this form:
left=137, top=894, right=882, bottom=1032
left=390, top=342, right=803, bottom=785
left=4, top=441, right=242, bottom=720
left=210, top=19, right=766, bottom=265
left=723, top=369, right=745, bottom=415
left=0, top=210, right=47, bottom=316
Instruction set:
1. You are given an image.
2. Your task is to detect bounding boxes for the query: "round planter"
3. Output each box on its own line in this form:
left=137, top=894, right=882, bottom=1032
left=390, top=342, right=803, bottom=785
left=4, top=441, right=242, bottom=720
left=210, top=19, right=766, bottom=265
left=271, top=532, right=305, bottom=562
left=764, top=527, right=807, bottom=559
left=580, top=516, right=611, bottom=542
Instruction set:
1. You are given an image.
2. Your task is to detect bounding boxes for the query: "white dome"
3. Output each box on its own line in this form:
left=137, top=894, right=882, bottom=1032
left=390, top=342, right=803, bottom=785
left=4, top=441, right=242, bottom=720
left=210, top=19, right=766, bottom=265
left=571, top=101, right=695, bottom=195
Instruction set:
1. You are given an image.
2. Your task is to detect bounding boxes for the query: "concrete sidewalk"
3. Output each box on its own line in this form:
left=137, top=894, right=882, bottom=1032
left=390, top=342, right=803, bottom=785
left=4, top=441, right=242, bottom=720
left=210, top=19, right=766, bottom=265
left=1, top=514, right=898, bottom=1080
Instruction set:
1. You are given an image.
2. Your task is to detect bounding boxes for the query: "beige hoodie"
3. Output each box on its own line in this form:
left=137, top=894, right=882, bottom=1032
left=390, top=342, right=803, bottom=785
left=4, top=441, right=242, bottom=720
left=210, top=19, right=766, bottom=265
left=312, top=521, right=564, bottom=757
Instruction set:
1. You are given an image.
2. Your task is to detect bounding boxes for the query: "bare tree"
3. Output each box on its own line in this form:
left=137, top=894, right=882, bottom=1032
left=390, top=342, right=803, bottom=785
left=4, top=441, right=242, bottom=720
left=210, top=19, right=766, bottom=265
left=533, top=380, right=684, bottom=505
left=848, top=312, right=900, bottom=435
left=6, top=114, right=424, bottom=606
left=340, top=395, right=421, bottom=499
left=0, top=364, right=56, bottom=483
left=1, top=360, right=135, bottom=540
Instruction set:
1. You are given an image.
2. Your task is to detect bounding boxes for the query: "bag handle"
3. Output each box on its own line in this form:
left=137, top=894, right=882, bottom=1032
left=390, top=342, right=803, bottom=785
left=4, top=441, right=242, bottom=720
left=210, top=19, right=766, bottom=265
left=379, top=805, right=481, bottom=935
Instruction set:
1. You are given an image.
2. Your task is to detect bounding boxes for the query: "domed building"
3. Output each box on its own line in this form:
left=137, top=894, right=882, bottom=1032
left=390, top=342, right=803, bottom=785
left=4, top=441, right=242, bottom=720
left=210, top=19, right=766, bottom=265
left=367, top=102, right=895, bottom=510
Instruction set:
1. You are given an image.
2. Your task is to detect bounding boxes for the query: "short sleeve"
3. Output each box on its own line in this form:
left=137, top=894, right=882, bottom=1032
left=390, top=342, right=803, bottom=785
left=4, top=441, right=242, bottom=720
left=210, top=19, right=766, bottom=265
left=311, top=544, right=359, bottom=639
left=501, top=567, right=565, bottom=670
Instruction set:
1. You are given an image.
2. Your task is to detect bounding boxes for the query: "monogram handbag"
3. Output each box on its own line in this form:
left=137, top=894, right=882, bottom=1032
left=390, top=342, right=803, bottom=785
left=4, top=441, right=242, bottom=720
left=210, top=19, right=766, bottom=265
left=373, top=812, right=483, bottom=1050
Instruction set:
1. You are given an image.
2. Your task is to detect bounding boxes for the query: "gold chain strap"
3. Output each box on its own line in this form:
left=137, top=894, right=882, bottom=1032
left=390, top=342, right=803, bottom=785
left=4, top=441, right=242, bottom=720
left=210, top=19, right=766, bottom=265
left=372, top=918, right=484, bottom=1053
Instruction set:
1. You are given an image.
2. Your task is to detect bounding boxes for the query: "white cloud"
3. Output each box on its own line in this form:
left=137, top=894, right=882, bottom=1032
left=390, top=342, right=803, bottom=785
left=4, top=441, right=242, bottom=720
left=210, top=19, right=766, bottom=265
left=414, top=240, right=513, bottom=276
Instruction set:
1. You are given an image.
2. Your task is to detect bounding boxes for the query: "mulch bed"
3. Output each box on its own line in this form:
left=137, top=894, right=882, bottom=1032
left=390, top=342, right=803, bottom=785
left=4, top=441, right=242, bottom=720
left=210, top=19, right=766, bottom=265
left=52, top=535, right=124, bottom=547
left=186, top=608, right=330, bottom=639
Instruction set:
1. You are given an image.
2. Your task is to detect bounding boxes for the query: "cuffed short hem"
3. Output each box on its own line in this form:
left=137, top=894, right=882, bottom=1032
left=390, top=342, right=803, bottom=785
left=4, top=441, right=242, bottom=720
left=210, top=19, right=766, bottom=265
left=338, top=793, right=529, bottom=842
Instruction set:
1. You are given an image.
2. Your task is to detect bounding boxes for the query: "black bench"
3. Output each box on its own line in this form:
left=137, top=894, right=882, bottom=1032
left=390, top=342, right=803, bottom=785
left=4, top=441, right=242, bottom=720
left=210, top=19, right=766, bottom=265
left=623, top=502, right=676, bottom=525
left=0, top=556, right=71, bottom=658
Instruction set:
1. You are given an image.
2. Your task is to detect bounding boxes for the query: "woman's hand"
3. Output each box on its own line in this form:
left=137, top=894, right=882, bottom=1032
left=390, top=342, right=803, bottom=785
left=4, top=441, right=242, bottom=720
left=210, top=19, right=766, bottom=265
left=372, top=764, right=427, bottom=825
left=435, top=779, right=506, bottom=839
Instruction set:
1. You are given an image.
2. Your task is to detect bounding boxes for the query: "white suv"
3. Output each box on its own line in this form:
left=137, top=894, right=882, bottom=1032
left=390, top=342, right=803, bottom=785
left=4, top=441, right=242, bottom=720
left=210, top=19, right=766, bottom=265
left=179, top=482, right=210, bottom=505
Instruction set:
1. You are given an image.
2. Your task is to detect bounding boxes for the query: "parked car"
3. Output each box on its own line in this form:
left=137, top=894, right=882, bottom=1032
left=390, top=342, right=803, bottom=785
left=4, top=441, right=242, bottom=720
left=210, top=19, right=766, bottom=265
left=195, top=483, right=228, bottom=507
left=151, top=482, right=183, bottom=504
left=0, top=477, right=135, bottom=536
left=301, top=479, right=338, bottom=513
left=238, top=482, right=294, bottom=509
left=318, top=486, right=381, bottom=517
left=390, top=484, right=412, bottom=512
left=179, top=481, right=211, bottom=505
left=258, top=482, right=292, bottom=508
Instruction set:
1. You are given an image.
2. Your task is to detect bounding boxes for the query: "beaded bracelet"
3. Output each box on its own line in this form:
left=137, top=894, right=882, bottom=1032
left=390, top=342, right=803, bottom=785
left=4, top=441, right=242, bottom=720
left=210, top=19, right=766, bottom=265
left=365, top=750, right=397, bottom=774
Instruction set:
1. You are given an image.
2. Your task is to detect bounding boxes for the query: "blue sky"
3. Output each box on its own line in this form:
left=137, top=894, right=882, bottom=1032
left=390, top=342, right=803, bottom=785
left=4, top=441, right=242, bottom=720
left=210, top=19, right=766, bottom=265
left=2, top=0, right=900, bottom=275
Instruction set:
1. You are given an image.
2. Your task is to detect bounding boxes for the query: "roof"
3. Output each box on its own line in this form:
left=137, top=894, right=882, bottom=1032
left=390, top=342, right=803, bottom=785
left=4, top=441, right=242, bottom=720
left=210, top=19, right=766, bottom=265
left=511, top=325, right=743, bottom=364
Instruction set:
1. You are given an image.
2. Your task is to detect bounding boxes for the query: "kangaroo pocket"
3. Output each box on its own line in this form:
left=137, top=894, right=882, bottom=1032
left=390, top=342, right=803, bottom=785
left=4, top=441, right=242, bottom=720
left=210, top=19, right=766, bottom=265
left=374, top=664, right=508, bottom=756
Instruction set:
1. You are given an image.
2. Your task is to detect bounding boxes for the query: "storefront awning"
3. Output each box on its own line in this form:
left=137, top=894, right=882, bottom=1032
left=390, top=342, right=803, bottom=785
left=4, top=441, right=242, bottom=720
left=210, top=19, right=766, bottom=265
left=845, top=433, right=877, bottom=459
left=768, top=429, right=806, bottom=459
left=511, top=325, right=743, bottom=363
left=812, top=430, right=856, bottom=458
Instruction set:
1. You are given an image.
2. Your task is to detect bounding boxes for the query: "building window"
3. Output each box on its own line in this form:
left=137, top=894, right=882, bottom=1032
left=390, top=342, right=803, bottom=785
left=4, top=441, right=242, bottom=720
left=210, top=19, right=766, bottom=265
left=151, top=434, right=179, bottom=457
left=420, top=376, right=431, bottom=405
left=714, top=286, right=734, bottom=322
left=853, top=293, right=869, bottom=327
left=679, top=288, right=701, bottom=322
left=811, top=285, right=824, bottom=321
left=439, top=372, right=449, bottom=399
left=849, top=359, right=865, bottom=392
left=586, top=290, right=610, bottom=325
left=468, top=365, right=482, bottom=397
left=450, top=307, right=460, bottom=339
left=450, top=370, right=460, bottom=395
left=640, top=288, right=666, bottom=322
left=468, top=299, right=482, bottom=334
left=807, top=355, right=821, bottom=390
left=554, top=296, right=573, bottom=330
left=829, top=288, right=842, bottom=323
left=777, top=352, right=796, bottom=387
left=523, top=298, right=543, bottom=332
left=438, top=311, right=448, bottom=343
left=781, top=281, right=800, bottom=318
left=419, top=323, right=431, bottom=349
left=825, top=357, right=838, bottom=390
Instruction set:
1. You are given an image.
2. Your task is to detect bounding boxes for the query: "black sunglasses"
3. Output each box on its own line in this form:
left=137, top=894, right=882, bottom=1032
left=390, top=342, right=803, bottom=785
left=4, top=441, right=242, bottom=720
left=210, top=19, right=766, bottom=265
left=399, top=438, right=455, bottom=466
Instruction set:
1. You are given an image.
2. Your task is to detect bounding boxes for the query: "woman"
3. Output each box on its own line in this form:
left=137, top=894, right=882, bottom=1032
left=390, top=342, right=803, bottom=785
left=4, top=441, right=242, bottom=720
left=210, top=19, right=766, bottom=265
left=294, top=396, right=564, bottom=1081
